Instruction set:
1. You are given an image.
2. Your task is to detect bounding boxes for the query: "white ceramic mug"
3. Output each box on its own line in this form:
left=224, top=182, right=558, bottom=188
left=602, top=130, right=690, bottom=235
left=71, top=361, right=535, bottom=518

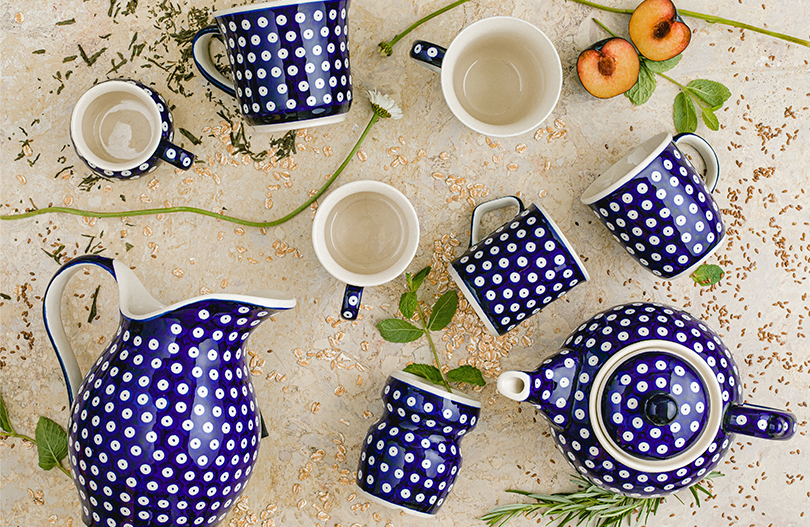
left=410, top=16, right=562, bottom=137
left=312, top=181, right=420, bottom=319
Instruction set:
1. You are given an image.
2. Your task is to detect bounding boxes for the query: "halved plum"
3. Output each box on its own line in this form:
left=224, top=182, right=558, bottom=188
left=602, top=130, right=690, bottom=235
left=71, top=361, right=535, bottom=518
left=629, top=0, right=691, bottom=61
left=577, top=38, right=640, bottom=99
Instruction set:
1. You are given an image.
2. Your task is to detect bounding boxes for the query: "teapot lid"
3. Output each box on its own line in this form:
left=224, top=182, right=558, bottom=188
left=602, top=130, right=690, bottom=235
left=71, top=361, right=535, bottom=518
left=601, top=352, right=709, bottom=460
left=590, top=341, right=723, bottom=473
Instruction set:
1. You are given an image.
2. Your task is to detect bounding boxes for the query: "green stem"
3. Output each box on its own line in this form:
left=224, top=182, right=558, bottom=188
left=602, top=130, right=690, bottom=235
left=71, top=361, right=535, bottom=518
left=592, top=18, right=619, bottom=38
left=414, top=301, right=453, bottom=393
left=1, top=431, right=72, bottom=478
left=1, top=113, right=380, bottom=227
left=566, top=0, right=810, bottom=47
left=379, top=0, right=472, bottom=56
left=656, top=71, right=688, bottom=91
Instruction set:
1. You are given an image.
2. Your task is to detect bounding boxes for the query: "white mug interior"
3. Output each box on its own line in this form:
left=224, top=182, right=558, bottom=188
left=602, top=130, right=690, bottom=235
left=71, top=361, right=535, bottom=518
left=312, top=181, right=420, bottom=287
left=581, top=132, right=671, bottom=204
left=70, top=81, right=162, bottom=172
left=440, top=17, right=562, bottom=138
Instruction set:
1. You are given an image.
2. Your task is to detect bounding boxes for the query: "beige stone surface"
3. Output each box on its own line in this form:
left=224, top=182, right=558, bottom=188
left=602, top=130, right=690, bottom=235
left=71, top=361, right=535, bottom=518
left=1, top=1, right=808, bottom=526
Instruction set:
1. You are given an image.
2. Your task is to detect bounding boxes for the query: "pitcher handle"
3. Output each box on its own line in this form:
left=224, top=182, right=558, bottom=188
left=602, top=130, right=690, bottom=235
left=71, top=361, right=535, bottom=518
left=673, top=133, right=720, bottom=193
left=43, top=255, right=119, bottom=404
left=410, top=41, right=447, bottom=73
left=192, top=25, right=237, bottom=98
left=723, top=403, right=796, bottom=440
left=469, top=196, right=525, bottom=246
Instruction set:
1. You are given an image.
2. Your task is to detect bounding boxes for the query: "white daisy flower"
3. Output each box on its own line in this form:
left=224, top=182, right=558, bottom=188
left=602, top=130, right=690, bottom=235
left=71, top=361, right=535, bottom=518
left=367, top=89, right=403, bottom=120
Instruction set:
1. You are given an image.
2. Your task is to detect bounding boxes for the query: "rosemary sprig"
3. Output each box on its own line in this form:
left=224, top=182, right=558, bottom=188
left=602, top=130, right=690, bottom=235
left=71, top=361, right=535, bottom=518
left=481, top=472, right=723, bottom=527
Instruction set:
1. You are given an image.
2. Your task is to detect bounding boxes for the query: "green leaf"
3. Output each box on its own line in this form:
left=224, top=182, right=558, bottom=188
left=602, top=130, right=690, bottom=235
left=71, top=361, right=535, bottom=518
left=701, top=107, right=720, bottom=131
left=403, top=363, right=445, bottom=385
left=0, top=392, right=15, bottom=434
left=686, top=79, right=731, bottom=108
left=625, top=61, right=656, bottom=106
left=409, top=266, right=431, bottom=292
left=643, top=53, right=682, bottom=73
left=447, top=365, right=486, bottom=386
left=376, top=319, right=424, bottom=343
left=35, top=417, right=68, bottom=471
left=673, top=92, right=698, bottom=134
left=427, top=290, right=458, bottom=331
left=690, top=264, right=725, bottom=286
left=399, top=291, right=417, bottom=319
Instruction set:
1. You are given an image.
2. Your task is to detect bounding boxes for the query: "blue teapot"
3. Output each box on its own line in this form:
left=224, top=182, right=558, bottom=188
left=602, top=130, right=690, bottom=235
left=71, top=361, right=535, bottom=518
left=497, top=302, right=795, bottom=497
left=43, top=255, right=295, bottom=527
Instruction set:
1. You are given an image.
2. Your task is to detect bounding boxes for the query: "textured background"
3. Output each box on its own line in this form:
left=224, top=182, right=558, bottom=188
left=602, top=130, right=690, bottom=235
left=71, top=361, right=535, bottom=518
left=1, top=1, right=808, bottom=526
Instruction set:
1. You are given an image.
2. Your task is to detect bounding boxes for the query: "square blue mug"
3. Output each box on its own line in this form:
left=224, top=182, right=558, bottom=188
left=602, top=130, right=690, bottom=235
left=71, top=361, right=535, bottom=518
left=193, top=0, right=352, bottom=133
left=448, top=196, right=589, bottom=337
left=581, top=132, right=725, bottom=279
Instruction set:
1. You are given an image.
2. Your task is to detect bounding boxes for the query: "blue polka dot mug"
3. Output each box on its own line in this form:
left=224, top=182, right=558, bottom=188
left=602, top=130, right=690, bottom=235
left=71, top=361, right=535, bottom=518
left=42, top=255, right=296, bottom=527
left=448, top=196, right=590, bottom=337
left=356, top=371, right=481, bottom=517
left=193, top=0, right=352, bottom=134
left=70, top=79, right=195, bottom=179
left=581, top=132, right=725, bottom=279
left=498, top=302, right=796, bottom=498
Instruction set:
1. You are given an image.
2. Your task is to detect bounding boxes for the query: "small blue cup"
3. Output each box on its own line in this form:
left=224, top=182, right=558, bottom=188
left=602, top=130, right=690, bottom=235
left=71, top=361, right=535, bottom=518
left=581, top=133, right=725, bottom=279
left=70, top=79, right=194, bottom=179
left=193, top=0, right=353, bottom=134
left=449, top=196, right=589, bottom=337
left=357, top=371, right=481, bottom=517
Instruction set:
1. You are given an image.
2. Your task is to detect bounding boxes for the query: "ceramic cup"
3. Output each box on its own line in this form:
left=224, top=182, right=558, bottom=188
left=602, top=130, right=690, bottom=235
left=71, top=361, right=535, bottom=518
left=193, top=0, right=353, bottom=133
left=312, top=181, right=419, bottom=320
left=581, top=132, right=726, bottom=279
left=356, top=371, right=481, bottom=517
left=70, top=79, right=195, bottom=179
left=409, top=16, right=562, bottom=137
left=448, top=196, right=589, bottom=337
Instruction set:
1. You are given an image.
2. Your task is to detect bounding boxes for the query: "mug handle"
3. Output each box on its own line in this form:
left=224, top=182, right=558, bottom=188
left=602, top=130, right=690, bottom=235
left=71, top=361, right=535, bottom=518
left=43, top=255, right=119, bottom=404
left=470, top=196, right=525, bottom=246
left=410, top=40, right=447, bottom=73
left=341, top=284, right=364, bottom=320
left=192, top=25, right=237, bottom=98
left=673, top=133, right=720, bottom=193
left=723, top=403, right=796, bottom=440
left=156, top=138, right=195, bottom=171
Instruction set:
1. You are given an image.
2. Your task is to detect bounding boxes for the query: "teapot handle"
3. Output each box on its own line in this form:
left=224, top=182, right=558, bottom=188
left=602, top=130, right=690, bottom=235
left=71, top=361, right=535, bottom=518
left=43, top=255, right=119, bottom=404
left=723, top=403, right=796, bottom=440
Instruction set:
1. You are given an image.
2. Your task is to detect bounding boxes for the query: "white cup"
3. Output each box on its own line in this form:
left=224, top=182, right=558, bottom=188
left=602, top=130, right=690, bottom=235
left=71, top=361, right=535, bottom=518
left=312, top=181, right=420, bottom=319
left=410, top=16, right=562, bottom=137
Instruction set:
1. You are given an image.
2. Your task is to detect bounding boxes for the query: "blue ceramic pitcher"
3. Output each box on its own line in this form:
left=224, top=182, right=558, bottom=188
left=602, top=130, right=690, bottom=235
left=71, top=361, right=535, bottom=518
left=43, top=255, right=295, bottom=527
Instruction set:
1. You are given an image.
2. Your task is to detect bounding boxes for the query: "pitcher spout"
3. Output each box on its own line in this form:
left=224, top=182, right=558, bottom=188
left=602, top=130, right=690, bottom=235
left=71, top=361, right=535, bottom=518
left=497, top=350, right=580, bottom=429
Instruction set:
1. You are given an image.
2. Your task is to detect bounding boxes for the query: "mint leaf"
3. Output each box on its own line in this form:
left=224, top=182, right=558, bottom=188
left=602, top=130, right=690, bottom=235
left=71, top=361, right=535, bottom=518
left=447, top=365, right=486, bottom=387
left=644, top=53, right=682, bottom=73
left=403, top=363, right=445, bottom=385
left=625, top=61, right=656, bottom=106
left=690, top=264, right=724, bottom=286
left=0, top=392, right=15, bottom=434
left=377, top=319, right=424, bottom=343
left=427, top=290, right=458, bottom=331
left=701, top=107, right=720, bottom=131
left=410, top=267, right=431, bottom=292
left=674, top=92, right=698, bottom=134
left=686, top=80, right=731, bottom=108
left=35, top=417, right=68, bottom=471
left=399, top=291, right=417, bottom=319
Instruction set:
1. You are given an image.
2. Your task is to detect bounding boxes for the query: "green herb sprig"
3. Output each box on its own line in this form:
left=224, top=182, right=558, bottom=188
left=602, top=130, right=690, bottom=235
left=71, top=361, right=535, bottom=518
left=593, top=19, right=731, bottom=134
left=482, top=472, right=723, bottom=527
left=690, top=263, right=724, bottom=287
left=377, top=267, right=485, bottom=393
left=566, top=0, right=809, bottom=47
left=0, top=392, right=71, bottom=478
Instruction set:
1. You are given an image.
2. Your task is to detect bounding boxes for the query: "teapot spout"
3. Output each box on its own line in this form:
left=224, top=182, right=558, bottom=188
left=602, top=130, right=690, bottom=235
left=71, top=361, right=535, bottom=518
left=497, top=351, right=580, bottom=429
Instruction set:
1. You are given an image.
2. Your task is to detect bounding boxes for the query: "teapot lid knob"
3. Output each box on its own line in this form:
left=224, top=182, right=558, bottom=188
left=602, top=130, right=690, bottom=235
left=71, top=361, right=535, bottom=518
left=643, top=393, right=678, bottom=426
